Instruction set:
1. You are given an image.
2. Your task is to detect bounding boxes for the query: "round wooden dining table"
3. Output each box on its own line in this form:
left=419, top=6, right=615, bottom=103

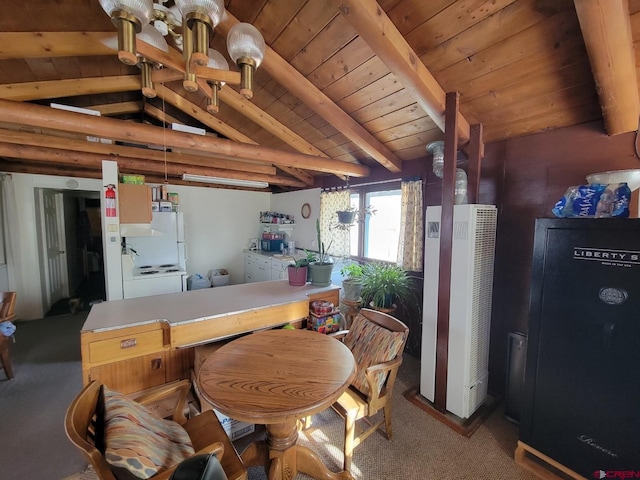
left=197, top=328, right=356, bottom=480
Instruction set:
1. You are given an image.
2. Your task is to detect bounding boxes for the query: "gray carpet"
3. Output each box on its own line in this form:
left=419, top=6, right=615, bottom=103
left=1, top=312, right=537, bottom=480
left=0, top=312, right=88, bottom=480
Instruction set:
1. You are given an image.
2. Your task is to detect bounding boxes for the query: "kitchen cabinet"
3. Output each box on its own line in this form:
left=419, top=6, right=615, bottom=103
left=81, top=282, right=340, bottom=393
left=118, top=183, right=152, bottom=224
left=244, top=252, right=270, bottom=283
left=270, top=258, right=290, bottom=280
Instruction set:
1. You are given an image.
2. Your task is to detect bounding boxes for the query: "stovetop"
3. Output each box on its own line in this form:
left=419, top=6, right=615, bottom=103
left=133, top=264, right=185, bottom=278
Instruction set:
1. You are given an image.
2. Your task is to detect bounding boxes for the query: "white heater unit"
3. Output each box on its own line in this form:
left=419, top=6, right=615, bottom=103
left=420, top=204, right=497, bottom=418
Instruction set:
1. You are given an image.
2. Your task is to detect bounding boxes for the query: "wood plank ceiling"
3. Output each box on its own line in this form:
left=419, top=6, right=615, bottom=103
left=0, top=0, right=637, bottom=190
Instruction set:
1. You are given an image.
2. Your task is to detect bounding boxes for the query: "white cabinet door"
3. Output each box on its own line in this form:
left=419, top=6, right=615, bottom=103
left=245, top=252, right=270, bottom=283
left=270, top=259, right=289, bottom=280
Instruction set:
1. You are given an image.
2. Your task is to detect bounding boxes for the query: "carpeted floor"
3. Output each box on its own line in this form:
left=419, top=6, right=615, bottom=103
left=2, top=312, right=537, bottom=480
left=0, top=312, right=88, bottom=480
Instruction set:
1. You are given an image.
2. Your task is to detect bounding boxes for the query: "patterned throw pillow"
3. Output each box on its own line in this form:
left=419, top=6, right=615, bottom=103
left=343, top=314, right=405, bottom=396
left=102, top=386, right=195, bottom=480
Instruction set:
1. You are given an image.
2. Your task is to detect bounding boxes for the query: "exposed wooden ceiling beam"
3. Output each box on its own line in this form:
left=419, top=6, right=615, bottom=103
left=330, top=0, right=471, bottom=145
left=218, top=87, right=330, bottom=159
left=0, top=75, right=141, bottom=102
left=574, top=0, right=640, bottom=135
left=0, top=128, right=277, bottom=175
left=0, top=142, right=305, bottom=187
left=0, top=98, right=370, bottom=178
left=0, top=32, right=114, bottom=59
left=217, top=13, right=403, bottom=173
left=90, top=101, right=143, bottom=117
left=154, top=85, right=315, bottom=185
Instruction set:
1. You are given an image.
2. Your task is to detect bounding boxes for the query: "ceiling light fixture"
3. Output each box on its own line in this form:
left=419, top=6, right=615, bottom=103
left=99, top=0, right=155, bottom=66
left=99, top=0, right=266, bottom=105
left=181, top=173, right=268, bottom=189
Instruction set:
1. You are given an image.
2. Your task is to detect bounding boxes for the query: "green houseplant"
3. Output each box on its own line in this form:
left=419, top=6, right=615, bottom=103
left=340, top=263, right=364, bottom=301
left=361, top=263, right=414, bottom=310
left=308, top=219, right=334, bottom=286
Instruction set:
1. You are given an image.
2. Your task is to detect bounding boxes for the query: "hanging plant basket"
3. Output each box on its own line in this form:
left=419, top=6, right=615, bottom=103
left=337, top=210, right=357, bottom=224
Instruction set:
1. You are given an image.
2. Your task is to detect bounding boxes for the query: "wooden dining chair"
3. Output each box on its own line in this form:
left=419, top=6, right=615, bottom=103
left=0, top=291, right=17, bottom=379
left=327, top=308, right=409, bottom=472
left=65, top=379, right=247, bottom=480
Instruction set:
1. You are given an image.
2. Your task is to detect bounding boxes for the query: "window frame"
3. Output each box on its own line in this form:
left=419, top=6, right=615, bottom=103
left=349, top=181, right=402, bottom=264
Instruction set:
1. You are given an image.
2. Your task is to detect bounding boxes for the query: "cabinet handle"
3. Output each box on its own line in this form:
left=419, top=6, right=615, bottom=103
left=151, top=358, right=162, bottom=370
left=120, top=338, right=137, bottom=349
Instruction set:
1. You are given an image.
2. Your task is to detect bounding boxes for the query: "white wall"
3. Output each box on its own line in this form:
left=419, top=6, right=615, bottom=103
left=1, top=171, right=320, bottom=319
left=271, top=188, right=320, bottom=251
left=163, top=184, right=270, bottom=285
left=3, top=173, right=102, bottom=320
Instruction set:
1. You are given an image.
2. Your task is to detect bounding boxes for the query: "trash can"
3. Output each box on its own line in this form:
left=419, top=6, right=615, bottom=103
left=208, top=269, right=230, bottom=287
left=187, top=274, right=211, bottom=290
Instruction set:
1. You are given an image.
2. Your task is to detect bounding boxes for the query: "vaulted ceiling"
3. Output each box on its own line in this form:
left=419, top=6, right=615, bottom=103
left=0, top=0, right=638, bottom=191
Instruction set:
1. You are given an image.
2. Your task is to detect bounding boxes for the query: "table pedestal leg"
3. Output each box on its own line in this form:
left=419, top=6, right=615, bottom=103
left=241, top=421, right=354, bottom=480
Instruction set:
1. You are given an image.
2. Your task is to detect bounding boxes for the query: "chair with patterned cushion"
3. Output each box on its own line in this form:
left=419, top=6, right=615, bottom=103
left=329, top=308, right=409, bottom=472
left=64, top=379, right=247, bottom=480
left=0, top=291, right=17, bottom=379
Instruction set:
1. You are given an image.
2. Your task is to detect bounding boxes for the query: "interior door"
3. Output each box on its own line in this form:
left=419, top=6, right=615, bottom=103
left=41, top=190, right=69, bottom=309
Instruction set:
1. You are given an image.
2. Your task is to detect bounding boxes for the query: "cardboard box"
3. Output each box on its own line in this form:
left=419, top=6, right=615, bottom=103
left=121, top=174, right=145, bottom=184
left=213, top=409, right=256, bottom=441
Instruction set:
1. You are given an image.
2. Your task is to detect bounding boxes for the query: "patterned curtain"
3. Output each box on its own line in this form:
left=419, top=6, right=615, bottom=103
left=397, top=179, right=424, bottom=271
left=320, top=189, right=350, bottom=259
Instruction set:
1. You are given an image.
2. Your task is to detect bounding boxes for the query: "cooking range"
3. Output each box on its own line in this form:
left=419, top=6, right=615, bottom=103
left=135, top=264, right=185, bottom=276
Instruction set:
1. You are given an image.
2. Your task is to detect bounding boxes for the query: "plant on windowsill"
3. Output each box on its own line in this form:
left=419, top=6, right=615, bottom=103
left=308, top=219, right=334, bottom=287
left=340, top=263, right=364, bottom=301
left=360, top=262, right=415, bottom=312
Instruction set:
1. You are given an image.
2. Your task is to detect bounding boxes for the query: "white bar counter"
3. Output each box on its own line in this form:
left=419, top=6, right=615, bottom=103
left=80, top=281, right=341, bottom=392
left=84, top=280, right=338, bottom=333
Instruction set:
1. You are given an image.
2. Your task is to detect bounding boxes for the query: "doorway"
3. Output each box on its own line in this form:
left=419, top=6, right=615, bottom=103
left=36, top=188, right=105, bottom=316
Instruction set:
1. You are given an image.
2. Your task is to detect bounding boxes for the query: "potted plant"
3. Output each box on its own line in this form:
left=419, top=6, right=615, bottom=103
left=361, top=263, right=414, bottom=311
left=335, top=205, right=376, bottom=227
left=308, top=219, right=334, bottom=287
left=287, top=258, right=308, bottom=286
left=340, top=263, right=364, bottom=301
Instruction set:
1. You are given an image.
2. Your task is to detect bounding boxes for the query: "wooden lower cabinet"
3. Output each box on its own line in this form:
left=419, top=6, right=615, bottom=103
left=81, top=287, right=340, bottom=394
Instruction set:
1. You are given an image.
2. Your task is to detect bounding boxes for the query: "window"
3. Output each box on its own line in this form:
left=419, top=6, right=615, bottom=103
left=349, top=184, right=402, bottom=262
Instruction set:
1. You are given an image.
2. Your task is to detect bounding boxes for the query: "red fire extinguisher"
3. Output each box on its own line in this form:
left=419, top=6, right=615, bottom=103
left=105, top=184, right=117, bottom=217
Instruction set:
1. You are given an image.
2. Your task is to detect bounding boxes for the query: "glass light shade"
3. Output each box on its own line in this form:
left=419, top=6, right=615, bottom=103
left=139, top=24, right=169, bottom=52
left=227, top=23, right=265, bottom=67
left=167, top=5, right=183, bottom=24
left=175, top=0, right=224, bottom=27
left=426, top=141, right=445, bottom=179
left=99, top=0, right=154, bottom=25
left=207, top=48, right=229, bottom=79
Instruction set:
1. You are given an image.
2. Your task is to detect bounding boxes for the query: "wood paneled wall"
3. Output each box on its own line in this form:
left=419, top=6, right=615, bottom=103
left=489, top=120, right=639, bottom=393
left=322, top=121, right=639, bottom=395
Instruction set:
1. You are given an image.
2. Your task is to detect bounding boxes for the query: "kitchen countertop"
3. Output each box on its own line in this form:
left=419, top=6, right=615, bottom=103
left=82, top=280, right=338, bottom=333
left=243, top=249, right=307, bottom=263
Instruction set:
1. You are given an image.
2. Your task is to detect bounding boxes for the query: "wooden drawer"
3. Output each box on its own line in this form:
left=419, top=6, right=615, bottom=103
left=88, top=329, right=165, bottom=365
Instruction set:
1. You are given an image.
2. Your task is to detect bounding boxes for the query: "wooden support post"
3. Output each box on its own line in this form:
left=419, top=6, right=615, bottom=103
left=467, top=123, right=484, bottom=204
left=434, top=92, right=460, bottom=411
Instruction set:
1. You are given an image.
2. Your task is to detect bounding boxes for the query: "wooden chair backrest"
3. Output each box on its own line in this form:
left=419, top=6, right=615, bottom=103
left=0, top=291, right=16, bottom=321
left=64, top=381, right=117, bottom=480
left=357, top=308, right=409, bottom=345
